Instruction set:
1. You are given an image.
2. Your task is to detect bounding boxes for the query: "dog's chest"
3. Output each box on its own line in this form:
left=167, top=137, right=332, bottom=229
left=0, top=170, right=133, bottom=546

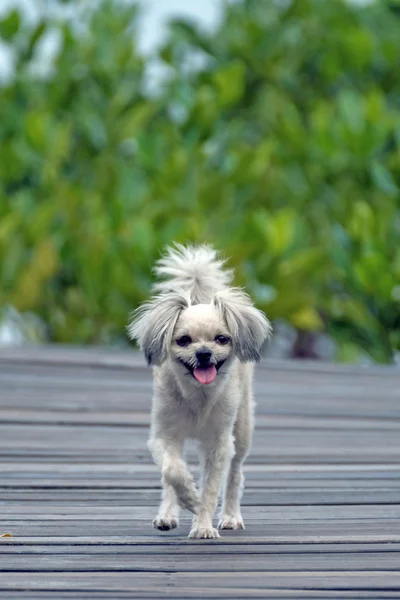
left=181, top=388, right=239, bottom=440
left=181, top=393, right=217, bottom=432
left=154, top=370, right=241, bottom=440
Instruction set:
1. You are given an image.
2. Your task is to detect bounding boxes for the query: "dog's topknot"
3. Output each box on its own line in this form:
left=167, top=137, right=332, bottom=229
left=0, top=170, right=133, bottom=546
left=153, top=244, right=234, bottom=304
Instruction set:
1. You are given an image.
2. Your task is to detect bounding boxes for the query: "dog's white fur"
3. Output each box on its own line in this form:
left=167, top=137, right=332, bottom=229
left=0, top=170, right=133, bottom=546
left=128, top=244, right=271, bottom=539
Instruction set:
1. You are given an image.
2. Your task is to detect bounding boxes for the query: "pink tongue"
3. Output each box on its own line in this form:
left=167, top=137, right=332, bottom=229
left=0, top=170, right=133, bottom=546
left=193, top=365, right=217, bottom=384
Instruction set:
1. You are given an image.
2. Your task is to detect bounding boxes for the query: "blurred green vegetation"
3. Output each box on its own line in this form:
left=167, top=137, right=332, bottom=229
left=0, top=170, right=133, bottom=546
left=0, top=0, right=399, bottom=362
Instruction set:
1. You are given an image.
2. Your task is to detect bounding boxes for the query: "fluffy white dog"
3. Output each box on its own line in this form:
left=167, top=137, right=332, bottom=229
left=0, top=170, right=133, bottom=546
left=128, top=244, right=271, bottom=539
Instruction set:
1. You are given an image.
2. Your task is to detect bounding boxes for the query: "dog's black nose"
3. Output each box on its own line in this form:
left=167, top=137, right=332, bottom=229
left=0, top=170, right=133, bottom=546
left=196, top=348, right=212, bottom=366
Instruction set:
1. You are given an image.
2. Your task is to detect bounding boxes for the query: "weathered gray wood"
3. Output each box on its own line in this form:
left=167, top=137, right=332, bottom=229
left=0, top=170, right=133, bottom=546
left=1, top=550, right=400, bottom=571
left=3, top=489, right=400, bottom=506
left=1, top=347, right=400, bottom=597
left=2, top=461, right=400, bottom=477
left=2, top=343, right=397, bottom=374
left=3, top=410, right=400, bottom=431
left=3, top=520, right=400, bottom=539
left=3, top=533, right=400, bottom=545
left=3, top=503, right=400, bottom=519
left=2, top=425, right=400, bottom=466
left=1, top=571, right=400, bottom=591
left=2, top=593, right=400, bottom=600
left=1, top=542, right=399, bottom=554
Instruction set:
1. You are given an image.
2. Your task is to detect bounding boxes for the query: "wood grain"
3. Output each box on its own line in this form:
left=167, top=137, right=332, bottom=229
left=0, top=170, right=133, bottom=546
left=1, top=346, right=400, bottom=598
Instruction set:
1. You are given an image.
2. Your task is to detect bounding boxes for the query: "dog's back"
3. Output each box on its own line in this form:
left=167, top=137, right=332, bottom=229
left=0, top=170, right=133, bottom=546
left=152, top=244, right=234, bottom=304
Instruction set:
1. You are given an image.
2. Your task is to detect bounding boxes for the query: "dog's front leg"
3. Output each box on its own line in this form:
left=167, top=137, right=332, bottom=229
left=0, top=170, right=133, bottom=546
left=153, top=483, right=180, bottom=531
left=189, top=435, right=234, bottom=539
left=148, top=436, right=199, bottom=519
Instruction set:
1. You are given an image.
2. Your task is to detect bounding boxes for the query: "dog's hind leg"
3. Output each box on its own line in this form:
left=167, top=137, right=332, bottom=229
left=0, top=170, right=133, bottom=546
left=218, top=391, right=254, bottom=530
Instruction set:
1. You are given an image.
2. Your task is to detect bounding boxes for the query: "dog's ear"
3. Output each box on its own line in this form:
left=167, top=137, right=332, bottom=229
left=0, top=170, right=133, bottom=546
left=213, top=288, right=272, bottom=363
left=128, top=291, right=189, bottom=365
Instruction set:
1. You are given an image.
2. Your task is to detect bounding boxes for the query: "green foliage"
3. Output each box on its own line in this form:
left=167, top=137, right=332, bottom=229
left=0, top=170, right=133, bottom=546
left=0, top=0, right=399, bottom=361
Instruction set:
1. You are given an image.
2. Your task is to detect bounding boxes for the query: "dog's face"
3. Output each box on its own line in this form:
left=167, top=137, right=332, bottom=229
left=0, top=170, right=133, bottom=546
left=170, top=304, right=233, bottom=385
left=129, top=287, right=271, bottom=382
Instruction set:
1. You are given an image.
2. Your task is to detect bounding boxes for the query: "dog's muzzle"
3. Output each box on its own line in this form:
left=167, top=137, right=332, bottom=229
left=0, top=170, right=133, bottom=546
left=179, top=348, right=226, bottom=386
left=196, top=347, right=213, bottom=367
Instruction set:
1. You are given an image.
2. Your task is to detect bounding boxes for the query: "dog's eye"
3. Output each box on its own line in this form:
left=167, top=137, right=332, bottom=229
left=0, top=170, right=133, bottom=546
left=176, top=335, right=192, bottom=347
left=215, top=335, right=230, bottom=345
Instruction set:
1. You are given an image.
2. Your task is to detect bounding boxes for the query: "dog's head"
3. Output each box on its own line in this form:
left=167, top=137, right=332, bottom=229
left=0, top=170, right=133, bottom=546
left=128, top=288, right=271, bottom=386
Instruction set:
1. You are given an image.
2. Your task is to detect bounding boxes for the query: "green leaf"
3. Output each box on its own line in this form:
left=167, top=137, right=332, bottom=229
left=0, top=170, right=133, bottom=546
left=23, top=23, right=46, bottom=61
left=0, top=10, right=20, bottom=41
left=213, top=61, right=245, bottom=107
left=291, top=307, right=323, bottom=331
left=337, top=89, right=365, bottom=134
left=371, top=162, right=398, bottom=196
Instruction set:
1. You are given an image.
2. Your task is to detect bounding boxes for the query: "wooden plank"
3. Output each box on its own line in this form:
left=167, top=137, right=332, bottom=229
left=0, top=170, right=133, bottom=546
left=1, top=542, right=399, bottom=554
left=1, top=550, right=400, bottom=571
left=2, top=489, right=400, bottom=506
left=2, top=477, right=400, bottom=489
left=3, top=503, right=400, bottom=521
left=1, top=357, right=396, bottom=394
left=1, top=571, right=400, bottom=592
left=1, top=390, right=399, bottom=419
left=2, top=462, right=400, bottom=476
left=2, top=384, right=399, bottom=419
left=4, top=535, right=400, bottom=545
left=2, top=425, right=400, bottom=464
left=2, top=344, right=398, bottom=376
left=0, top=362, right=397, bottom=399
left=3, top=410, right=400, bottom=432
left=2, top=592, right=400, bottom=600
left=3, top=521, right=400, bottom=539
left=1, top=355, right=399, bottom=423
left=2, top=366, right=397, bottom=392
left=0, top=347, right=399, bottom=596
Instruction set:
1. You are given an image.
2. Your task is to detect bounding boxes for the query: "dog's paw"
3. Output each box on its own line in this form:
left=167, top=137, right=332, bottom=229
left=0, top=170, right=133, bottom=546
left=218, top=514, right=245, bottom=530
left=188, top=525, right=220, bottom=539
left=153, top=516, right=178, bottom=531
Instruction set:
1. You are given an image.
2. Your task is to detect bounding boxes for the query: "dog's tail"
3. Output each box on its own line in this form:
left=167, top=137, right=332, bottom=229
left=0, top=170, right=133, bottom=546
left=153, top=244, right=233, bottom=304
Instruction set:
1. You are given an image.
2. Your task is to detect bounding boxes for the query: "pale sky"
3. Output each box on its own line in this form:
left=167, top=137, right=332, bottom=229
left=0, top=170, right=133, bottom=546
left=0, top=0, right=223, bottom=83
left=0, top=0, right=222, bottom=53
left=138, top=0, right=222, bottom=54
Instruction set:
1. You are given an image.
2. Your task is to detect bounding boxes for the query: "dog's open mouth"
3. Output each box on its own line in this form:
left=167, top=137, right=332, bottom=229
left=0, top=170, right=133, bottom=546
left=179, top=359, right=225, bottom=385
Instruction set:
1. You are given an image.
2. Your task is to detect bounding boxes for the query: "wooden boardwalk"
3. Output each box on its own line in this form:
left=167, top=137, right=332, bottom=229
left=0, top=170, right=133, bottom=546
left=1, top=346, right=400, bottom=599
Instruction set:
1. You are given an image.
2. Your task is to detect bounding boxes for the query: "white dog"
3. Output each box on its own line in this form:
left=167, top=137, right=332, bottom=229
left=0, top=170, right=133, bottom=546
left=128, top=244, right=271, bottom=539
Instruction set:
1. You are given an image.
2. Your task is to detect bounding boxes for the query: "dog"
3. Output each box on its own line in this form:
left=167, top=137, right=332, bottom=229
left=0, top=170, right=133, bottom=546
left=128, top=244, right=271, bottom=539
